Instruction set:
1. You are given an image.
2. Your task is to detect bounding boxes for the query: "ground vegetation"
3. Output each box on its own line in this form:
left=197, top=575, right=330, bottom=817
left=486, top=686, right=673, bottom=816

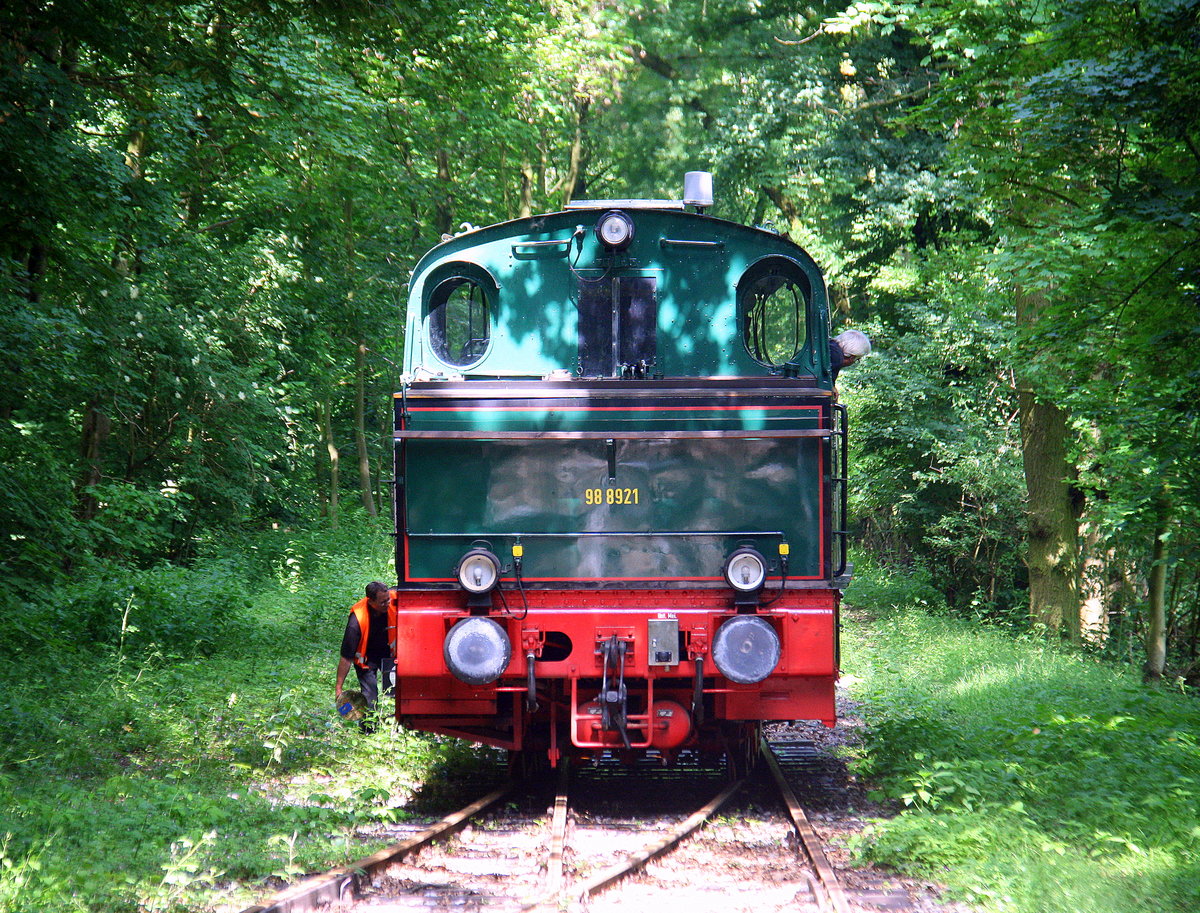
left=842, top=561, right=1200, bottom=913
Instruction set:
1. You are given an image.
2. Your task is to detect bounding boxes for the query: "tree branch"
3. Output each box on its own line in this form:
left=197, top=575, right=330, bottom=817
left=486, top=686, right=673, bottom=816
left=855, top=81, right=936, bottom=112
left=632, top=46, right=680, bottom=80
left=1003, top=177, right=1086, bottom=209
left=774, top=28, right=823, bottom=46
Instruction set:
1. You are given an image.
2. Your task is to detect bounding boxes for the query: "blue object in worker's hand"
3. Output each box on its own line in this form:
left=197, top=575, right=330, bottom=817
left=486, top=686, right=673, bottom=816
left=335, top=689, right=367, bottom=721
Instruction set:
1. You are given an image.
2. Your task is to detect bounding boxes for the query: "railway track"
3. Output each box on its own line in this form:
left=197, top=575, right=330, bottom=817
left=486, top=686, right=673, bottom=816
left=237, top=738, right=913, bottom=913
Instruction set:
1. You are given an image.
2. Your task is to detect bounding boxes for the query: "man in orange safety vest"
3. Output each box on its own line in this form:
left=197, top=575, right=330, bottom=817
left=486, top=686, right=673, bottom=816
left=335, top=581, right=397, bottom=720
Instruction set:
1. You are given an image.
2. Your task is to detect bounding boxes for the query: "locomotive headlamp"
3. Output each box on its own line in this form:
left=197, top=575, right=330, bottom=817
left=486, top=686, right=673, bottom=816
left=443, top=616, right=512, bottom=685
left=456, top=549, right=501, bottom=594
left=595, top=210, right=635, bottom=251
left=723, top=547, right=767, bottom=593
left=712, top=615, right=781, bottom=684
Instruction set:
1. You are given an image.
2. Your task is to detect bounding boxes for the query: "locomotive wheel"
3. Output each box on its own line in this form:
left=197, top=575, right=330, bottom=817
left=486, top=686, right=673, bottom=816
left=508, top=748, right=551, bottom=783
left=721, top=722, right=762, bottom=780
left=507, top=715, right=558, bottom=783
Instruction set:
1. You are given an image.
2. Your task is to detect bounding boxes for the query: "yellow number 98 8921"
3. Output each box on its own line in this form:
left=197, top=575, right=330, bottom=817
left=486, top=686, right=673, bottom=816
left=584, top=487, right=640, bottom=506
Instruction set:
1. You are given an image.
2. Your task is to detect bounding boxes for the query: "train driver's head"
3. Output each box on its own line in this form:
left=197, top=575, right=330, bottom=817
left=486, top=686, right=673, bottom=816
left=836, top=329, right=872, bottom=368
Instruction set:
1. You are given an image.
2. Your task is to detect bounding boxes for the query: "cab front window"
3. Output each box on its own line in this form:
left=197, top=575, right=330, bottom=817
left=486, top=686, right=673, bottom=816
left=738, top=257, right=810, bottom=367
left=428, top=275, right=491, bottom=367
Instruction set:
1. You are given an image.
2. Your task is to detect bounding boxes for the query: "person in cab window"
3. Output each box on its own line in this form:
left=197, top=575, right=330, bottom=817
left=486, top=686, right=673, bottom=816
left=829, top=329, right=872, bottom=381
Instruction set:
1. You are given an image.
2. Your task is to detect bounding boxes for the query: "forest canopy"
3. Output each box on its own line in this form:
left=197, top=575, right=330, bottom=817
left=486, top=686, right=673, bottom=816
left=2, top=0, right=1198, bottom=678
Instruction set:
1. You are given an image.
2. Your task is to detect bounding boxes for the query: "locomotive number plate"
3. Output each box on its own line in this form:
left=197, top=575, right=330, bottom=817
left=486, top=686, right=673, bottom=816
left=584, top=487, right=640, bottom=506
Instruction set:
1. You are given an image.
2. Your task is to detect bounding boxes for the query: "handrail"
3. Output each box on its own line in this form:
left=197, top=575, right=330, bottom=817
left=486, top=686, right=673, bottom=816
left=511, top=238, right=571, bottom=259
left=831, top=403, right=849, bottom=579
left=512, top=238, right=571, bottom=248
left=406, top=529, right=785, bottom=540
left=660, top=238, right=724, bottom=249
left=395, top=428, right=829, bottom=440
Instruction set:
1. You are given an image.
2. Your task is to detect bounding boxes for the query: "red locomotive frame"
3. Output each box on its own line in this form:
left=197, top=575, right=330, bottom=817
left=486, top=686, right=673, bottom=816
left=392, top=586, right=838, bottom=765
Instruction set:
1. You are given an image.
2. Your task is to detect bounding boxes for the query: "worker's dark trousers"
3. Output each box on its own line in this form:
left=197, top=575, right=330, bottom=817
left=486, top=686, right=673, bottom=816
left=355, top=660, right=396, bottom=711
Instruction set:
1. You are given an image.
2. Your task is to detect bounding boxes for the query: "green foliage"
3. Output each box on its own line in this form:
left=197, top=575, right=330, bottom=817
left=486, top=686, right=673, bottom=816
left=846, top=246, right=1029, bottom=618
left=0, top=0, right=561, bottom=601
left=844, top=553, right=947, bottom=614
left=842, top=606, right=1200, bottom=912
left=815, top=0, right=1200, bottom=656
left=4, top=0, right=1195, bottom=664
left=0, top=515, right=508, bottom=912
left=4, top=16, right=1200, bottom=910
left=140, top=830, right=225, bottom=913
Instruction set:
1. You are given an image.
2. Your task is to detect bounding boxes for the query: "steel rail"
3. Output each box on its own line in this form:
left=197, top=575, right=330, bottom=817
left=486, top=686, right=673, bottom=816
left=573, top=777, right=744, bottom=902
left=235, top=781, right=515, bottom=913
left=542, top=760, right=571, bottom=904
left=240, top=744, right=848, bottom=912
left=760, top=737, right=852, bottom=913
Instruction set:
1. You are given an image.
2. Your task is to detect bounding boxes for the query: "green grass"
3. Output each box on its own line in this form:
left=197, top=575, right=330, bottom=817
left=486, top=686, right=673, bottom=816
left=841, top=565, right=1200, bottom=913
left=0, top=515, right=494, bottom=912
left=6, top=532, right=1198, bottom=913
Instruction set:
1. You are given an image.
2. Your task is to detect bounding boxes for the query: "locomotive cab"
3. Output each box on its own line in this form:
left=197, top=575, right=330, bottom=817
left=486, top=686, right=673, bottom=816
left=391, top=176, right=851, bottom=766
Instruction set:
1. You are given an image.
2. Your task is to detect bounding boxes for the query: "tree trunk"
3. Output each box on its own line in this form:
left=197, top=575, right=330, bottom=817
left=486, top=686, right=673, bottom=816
left=1188, top=568, right=1200, bottom=668
left=1079, top=519, right=1112, bottom=645
left=320, top=399, right=340, bottom=530
left=1015, top=286, right=1082, bottom=640
left=315, top=430, right=329, bottom=519
left=355, top=342, right=377, bottom=516
left=340, top=191, right=375, bottom=518
left=1144, top=491, right=1170, bottom=681
left=762, top=185, right=802, bottom=230
left=78, top=397, right=110, bottom=522
left=519, top=162, right=535, bottom=218
left=114, top=126, right=148, bottom=278
left=25, top=242, right=47, bottom=303
left=435, top=149, right=453, bottom=235
left=558, top=96, right=590, bottom=208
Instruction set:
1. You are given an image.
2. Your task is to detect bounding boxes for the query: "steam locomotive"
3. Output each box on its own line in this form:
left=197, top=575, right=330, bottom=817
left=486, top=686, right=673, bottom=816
left=390, top=174, right=851, bottom=769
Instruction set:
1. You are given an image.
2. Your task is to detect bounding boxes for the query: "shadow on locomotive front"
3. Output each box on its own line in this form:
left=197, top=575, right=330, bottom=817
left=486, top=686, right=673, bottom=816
left=390, top=173, right=858, bottom=769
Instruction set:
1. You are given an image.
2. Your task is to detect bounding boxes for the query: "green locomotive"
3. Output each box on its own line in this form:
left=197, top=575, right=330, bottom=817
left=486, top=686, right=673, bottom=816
left=391, top=174, right=852, bottom=766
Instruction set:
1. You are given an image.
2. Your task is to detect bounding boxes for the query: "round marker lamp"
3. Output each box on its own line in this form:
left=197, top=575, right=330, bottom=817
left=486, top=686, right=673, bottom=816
left=595, top=211, right=635, bottom=251
left=723, top=547, right=767, bottom=593
left=456, top=549, right=501, bottom=594
left=443, top=617, right=512, bottom=685
left=712, top=616, right=781, bottom=684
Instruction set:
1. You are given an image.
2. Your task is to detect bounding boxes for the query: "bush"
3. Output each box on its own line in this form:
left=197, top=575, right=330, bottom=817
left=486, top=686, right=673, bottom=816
left=844, top=553, right=947, bottom=615
left=841, top=607, right=1200, bottom=913
left=0, top=513, right=420, bottom=911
